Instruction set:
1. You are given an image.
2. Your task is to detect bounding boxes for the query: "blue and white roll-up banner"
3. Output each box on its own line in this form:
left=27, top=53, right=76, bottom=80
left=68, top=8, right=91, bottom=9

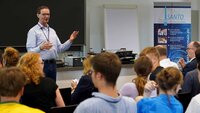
left=154, top=3, right=191, bottom=63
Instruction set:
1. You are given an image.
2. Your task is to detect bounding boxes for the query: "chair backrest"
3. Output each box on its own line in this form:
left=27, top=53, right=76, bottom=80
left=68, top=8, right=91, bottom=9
left=49, top=104, right=78, bottom=113
left=176, top=92, right=192, bottom=112
left=59, top=87, right=72, bottom=105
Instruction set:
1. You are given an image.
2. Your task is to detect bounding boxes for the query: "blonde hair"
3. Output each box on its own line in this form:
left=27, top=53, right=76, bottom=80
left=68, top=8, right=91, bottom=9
left=83, top=55, right=94, bottom=75
left=17, top=52, right=44, bottom=85
left=2, top=47, right=20, bottom=67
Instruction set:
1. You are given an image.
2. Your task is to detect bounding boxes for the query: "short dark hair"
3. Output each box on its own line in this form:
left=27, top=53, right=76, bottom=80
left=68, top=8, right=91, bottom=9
left=192, top=41, right=200, bottom=49
left=91, top=52, right=121, bottom=86
left=0, top=67, right=26, bottom=97
left=37, top=5, right=49, bottom=14
left=134, top=56, right=152, bottom=77
left=155, top=45, right=167, bottom=56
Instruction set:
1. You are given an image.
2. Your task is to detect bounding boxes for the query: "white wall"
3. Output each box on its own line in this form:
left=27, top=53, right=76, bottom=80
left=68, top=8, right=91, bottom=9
left=85, top=0, right=198, bottom=54
left=85, top=0, right=154, bottom=53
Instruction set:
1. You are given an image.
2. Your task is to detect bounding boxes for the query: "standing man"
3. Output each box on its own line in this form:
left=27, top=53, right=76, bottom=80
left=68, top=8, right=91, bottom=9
left=74, top=52, right=137, bottom=113
left=178, top=41, right=200, bottom=77
left=26, top=6, right=79, bottom=81
left=155, top=45, right=178, bottom=69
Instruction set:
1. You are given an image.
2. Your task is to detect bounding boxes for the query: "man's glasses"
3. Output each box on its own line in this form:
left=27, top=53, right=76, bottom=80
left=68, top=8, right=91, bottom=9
left=186, top=47, right=194, bottom=50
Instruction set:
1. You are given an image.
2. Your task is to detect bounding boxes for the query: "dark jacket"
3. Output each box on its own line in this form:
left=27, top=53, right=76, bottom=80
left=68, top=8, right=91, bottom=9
left=71, top=75, right=98, bottom=104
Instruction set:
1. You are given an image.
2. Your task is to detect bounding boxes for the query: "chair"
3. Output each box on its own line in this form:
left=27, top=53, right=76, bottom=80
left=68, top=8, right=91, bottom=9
left=49, top=104, right=78, bottom=113
left=59, top=87, right=72, bottom=105
left=175, top=92, right=192, bottom=112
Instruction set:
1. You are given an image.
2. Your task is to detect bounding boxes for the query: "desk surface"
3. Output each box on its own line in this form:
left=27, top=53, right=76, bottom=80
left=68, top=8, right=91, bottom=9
left=57, top=64, right=133, bottom=72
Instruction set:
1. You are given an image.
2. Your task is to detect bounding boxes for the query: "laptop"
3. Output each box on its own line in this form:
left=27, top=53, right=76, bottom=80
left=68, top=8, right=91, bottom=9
left=59, top=87, right=72, bottom=105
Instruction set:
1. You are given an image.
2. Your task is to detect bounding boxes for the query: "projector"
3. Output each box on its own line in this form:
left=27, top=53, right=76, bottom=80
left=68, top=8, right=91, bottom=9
left=64, top=57, right=84, bottom=67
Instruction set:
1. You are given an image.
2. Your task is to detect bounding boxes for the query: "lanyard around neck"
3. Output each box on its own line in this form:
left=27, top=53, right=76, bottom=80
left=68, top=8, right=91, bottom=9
left=37, top=24, right=50, bottom=41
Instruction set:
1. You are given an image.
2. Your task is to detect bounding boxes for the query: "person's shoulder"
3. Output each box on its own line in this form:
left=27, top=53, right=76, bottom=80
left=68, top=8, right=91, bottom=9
left=74, top=97, right=99, bottom=113
left=123, top=82, right=135, bottom=87
left=138, top=96, right=156, bottom=105
left=6, top=103, right=45, bottom=113
left=29, top=24, right=39, bottom=31
left=41, top=77, right=57, bottom=87
left=81, top=75, right=91, bottom=81
left=187, top=69, right=198, bottom=75
left=49, top=27, right=56, bottom=32
left=192, top=93, right=200, bottom=102
left=169, top=61, right=179, bottom=68
left=120, top=82, right=136, bottom=91
left=122, top=96, right=136, bottom=105
left=185, top=69, right=198, bottom=79
left=21, top=105, right=45, bottom=113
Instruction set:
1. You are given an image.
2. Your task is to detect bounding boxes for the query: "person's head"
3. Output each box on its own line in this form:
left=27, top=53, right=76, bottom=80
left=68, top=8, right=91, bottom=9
left=187, top=41, right=200, bottom=59
left=139, top=47, right=160, bottom=71
left=2, top=47, right=20, bottom=67
left=91, top=52, right=121, bottom=88
left=133, top=56, right=153, bottom=95
left=0, top=67, right=26, bottom=100
left=83, top=55, right=95, bottom=75
left=156, top=67, right=183, bottom=94
left=134, top=56, right=152, bottom=78
left=37, top=5, right=50, bottom=26
left=155, top=45, right=167, bottom=60
left=17, top=52, right=44, bottom=85
left=0, top=49, right=3, bottom=68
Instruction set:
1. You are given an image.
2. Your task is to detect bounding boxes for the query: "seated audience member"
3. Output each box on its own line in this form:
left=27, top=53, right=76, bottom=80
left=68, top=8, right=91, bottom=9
left=17, top=52, right=65, bottom=112
left=181, top=47, right=200, bottom=97
left=74, top=52, right=137, bottom=113
left=0, top=67, right=44, bottom=113
left=2, top=47, right=20, bottom=67
left=139, top=47, right=163, bottom=81
left=120, top=56, right=154, bottom=99
left=137, top=67, right=183, bottom=113
left=185, top=93, right=200, bottom=113
left=71, top=55, right=98, bottom=104
left=178, top=41, right=200, bottom=76
left=155, top=45, right=178, bottom=68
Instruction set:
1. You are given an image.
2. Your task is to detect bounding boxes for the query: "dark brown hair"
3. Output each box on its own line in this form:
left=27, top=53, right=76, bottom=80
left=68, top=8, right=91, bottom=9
left=91, top=52, right=121, bottom=87
left=133, top=56, right=152, bottom=95
left=37, top=5, right=49, bottom=14
left=155, top=45, right=167, bottom=56
left=192, top=41, right=200, bottom=49
left=0, top=67, right=26, bottom=97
